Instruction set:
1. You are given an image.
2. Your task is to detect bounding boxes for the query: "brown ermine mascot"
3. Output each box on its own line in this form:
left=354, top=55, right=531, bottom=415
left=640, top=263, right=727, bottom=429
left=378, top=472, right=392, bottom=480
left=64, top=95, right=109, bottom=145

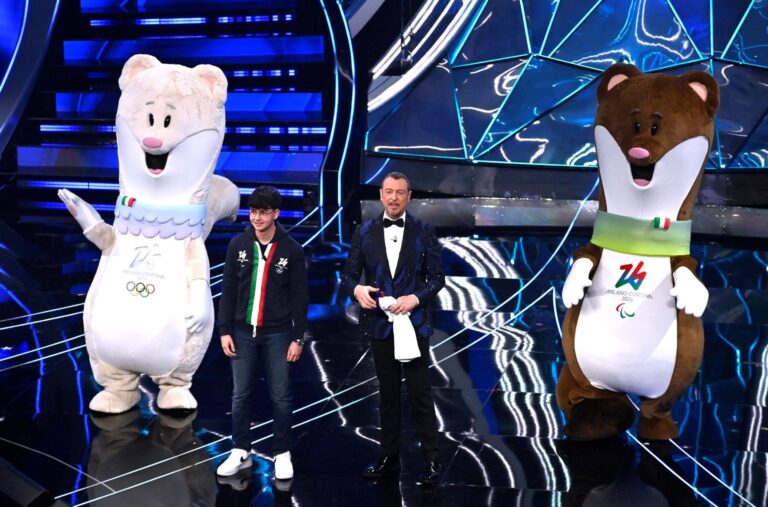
left=558, top=63, right=719, bottom=441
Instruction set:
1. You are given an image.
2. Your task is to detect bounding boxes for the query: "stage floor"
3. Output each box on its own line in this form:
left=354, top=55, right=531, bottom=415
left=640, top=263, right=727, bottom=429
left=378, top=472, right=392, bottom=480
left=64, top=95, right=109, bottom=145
left=1, top=223, right=766, bottom=506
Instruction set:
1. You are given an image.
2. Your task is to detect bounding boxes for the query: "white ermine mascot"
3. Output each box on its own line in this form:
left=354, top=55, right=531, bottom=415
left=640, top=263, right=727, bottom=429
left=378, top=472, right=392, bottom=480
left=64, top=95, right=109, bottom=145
left=59, top=54, right=240, bottom=413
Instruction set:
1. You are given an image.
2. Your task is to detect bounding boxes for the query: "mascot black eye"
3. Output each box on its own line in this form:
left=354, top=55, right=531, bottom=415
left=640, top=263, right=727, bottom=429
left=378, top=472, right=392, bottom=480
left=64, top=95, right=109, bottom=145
left=149, top=113, right=154, bottom=126
left=633, top=122, right=641, bottom=134
left=651, top=123, right=659, bottom=135
left=164, top=115, right=171, bottom=128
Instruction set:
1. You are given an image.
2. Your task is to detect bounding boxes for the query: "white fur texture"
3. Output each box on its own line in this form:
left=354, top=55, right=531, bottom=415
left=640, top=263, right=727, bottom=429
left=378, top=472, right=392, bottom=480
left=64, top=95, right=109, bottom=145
left=69, top=54, right=239, bottom=412
left=116, top=54, right=227, bottom=205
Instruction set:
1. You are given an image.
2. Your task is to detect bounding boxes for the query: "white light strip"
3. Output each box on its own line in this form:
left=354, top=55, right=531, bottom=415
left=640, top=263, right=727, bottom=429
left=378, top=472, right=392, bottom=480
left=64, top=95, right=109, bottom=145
left=370, top=0, right=441, bottom=78
left=0, top=344, right=86, bottom=373
left=0, top=333, right=85, bottom=363
left=0, top=302, right=84, bottom=324
left=0, top=311, right=84, bottom=332
left=368, top=0, right=480, bottom=111
left=302, top=207, right=343, bottom=247
left=410, top=1, right=456, bottom=57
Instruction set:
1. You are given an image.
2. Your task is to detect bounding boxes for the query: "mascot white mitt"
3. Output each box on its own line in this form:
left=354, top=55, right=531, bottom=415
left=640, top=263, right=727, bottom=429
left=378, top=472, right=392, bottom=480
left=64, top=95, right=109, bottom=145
left=59, top=54, right=240, bottom=413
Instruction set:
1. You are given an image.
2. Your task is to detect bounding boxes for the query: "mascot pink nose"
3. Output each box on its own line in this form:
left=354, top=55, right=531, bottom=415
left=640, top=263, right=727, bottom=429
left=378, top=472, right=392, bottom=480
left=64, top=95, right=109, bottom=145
left=628, top=147, right=650, bottom=159
left=143, top=137, right=163, bottom=149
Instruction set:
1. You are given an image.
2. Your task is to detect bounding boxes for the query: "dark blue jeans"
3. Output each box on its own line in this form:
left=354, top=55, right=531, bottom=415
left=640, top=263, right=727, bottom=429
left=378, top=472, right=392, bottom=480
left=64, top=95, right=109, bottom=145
left=231, top=328, right=293, bottom=454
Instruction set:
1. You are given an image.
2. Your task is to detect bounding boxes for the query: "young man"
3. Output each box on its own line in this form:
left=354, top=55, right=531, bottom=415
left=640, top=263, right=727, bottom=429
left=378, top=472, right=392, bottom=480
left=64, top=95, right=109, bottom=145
left=216, top=186, right=308, bottom=480
left=341, top=172, right=446, bottom=484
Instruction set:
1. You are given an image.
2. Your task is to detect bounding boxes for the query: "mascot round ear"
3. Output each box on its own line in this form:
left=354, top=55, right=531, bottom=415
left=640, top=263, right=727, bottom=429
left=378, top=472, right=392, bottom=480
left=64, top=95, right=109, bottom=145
left=193, top=64, right=228, bottom=107
left=680, top=71, right=720, bottom=118
left=597, top=63, right=642, bottom=102
left=119, top=54, right=161, bottom=91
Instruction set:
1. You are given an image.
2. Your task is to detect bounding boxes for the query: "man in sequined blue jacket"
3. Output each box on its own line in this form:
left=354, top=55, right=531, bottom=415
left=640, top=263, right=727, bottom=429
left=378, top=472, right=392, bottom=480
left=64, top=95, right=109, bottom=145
left=341, top=171, right=445, bottom=484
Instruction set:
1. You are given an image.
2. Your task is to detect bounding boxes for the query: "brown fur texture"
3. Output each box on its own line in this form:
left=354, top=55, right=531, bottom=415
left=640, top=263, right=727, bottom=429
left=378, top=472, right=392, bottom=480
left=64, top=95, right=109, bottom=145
left=558, top=63, right=719, bottom=441
left=595, top=63, right=718, bottom=220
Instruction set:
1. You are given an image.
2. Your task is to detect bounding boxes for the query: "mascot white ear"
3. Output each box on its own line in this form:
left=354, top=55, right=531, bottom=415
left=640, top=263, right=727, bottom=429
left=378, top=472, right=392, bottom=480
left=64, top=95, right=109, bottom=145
left=119, top=54, right=162, bottom=91
left=193, top=64, right=228, bottom=108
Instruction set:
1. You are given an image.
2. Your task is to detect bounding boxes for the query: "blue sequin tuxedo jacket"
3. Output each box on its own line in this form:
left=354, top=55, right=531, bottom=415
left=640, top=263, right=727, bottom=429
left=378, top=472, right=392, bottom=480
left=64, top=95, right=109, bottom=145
left=341, top=214, right=445, bottom=341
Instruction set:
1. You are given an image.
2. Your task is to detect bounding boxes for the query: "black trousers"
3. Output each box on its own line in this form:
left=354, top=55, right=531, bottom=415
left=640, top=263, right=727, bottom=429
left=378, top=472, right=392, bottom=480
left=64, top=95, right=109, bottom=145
left=371, top=336, right=440, bottom=459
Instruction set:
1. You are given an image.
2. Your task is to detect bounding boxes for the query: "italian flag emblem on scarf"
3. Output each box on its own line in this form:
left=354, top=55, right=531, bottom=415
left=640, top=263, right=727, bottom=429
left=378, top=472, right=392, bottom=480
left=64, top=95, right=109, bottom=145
left=247, top=242, right=277, bottom=327
left=652, top=216, right=671, bottom=230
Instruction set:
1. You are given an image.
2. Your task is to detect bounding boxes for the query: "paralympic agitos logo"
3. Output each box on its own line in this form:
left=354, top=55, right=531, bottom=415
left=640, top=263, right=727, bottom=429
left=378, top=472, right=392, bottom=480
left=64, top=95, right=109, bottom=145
left=616, top=302, right=635, bottom=318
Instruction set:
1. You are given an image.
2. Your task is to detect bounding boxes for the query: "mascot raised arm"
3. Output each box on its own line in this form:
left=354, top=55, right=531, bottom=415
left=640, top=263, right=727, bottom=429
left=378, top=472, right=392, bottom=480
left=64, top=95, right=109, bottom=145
left=59, top=54, right=240, bottom=413
left=558, top=63, right=719, bottom=440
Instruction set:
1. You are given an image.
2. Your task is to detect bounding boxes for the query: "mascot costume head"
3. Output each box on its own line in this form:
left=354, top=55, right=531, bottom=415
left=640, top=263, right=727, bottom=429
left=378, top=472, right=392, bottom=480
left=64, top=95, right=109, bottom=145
left=557, top=63, right=719, bottom=441
left=59, top=54, right=240, bottom=413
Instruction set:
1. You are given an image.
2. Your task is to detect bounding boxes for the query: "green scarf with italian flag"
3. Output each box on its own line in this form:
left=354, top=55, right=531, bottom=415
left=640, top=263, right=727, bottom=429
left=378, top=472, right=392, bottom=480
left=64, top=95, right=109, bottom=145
left=590, top=210, right=691, bottom=256
left=247, top=241, right=277, bottom=327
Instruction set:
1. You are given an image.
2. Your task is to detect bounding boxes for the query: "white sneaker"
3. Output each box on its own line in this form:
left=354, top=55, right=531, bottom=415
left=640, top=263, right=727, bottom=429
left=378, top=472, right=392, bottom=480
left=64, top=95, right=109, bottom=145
left=274, top=451, right=294, bottom=480
left=217, top=448, right=252, bottom=477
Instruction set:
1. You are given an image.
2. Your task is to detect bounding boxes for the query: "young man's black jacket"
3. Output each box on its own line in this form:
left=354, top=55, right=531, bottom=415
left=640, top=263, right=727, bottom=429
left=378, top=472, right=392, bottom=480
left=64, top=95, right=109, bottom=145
left=218, top=221, right=308, bottom=340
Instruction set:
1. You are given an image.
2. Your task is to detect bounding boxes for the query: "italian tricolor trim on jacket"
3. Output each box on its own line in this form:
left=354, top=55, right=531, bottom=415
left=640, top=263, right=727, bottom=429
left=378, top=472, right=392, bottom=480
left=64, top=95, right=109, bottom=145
left=246, top=242, right=277, bottom=327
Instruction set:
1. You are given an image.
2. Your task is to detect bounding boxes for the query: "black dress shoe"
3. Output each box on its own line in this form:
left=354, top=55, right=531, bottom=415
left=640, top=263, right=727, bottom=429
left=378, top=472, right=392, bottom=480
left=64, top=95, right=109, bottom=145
left=362, top=455, right=400, bottom=478
left=419, top=459, right=442, bottom=485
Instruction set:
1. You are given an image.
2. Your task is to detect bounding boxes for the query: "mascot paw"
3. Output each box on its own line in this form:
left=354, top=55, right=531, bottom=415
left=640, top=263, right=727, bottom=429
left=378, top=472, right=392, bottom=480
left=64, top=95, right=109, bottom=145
left=564, top=398, right=634, bottom=440
left=670, top=267, right=708, bottom=318
left=57, top=188, right=78, bottom=216
left=57, top=188, right=103, bottom=232
left=185, top=279, right=212, bottom=334
left=89, top=390, right=141, bottom=414
left=561, top=258, right=594, bottom=308
left=157, top=387, right=198, bottom=410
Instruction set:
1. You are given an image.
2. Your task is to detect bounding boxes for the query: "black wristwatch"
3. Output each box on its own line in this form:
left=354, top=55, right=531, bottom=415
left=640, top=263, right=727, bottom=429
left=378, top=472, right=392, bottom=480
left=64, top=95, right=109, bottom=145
left=293, top=337, right=305, bottom=347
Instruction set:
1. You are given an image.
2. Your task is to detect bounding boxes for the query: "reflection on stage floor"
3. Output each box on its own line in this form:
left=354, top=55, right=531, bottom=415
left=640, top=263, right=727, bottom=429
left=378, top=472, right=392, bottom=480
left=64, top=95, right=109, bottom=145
left=1, top=227, right=766, bottom=506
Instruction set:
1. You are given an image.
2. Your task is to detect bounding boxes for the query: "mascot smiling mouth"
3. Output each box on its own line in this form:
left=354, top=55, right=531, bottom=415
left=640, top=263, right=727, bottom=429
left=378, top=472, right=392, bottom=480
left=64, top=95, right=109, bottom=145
left=629, top=162, right=654, bottom=187
left=594, top=125, right=709, bottom=209
left=145, top=152, right=169, bottom=174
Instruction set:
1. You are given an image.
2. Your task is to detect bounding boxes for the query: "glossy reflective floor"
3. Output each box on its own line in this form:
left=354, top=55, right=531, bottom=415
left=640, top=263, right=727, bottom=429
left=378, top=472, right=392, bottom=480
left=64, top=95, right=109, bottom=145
left=1, top=220, right=767, bottom=506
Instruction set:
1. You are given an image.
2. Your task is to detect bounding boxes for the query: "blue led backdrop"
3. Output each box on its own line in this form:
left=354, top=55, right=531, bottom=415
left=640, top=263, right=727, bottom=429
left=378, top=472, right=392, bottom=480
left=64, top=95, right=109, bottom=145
left=0, top=0, right=25, bottom=86
left=366, top=0, right=768, bottom=170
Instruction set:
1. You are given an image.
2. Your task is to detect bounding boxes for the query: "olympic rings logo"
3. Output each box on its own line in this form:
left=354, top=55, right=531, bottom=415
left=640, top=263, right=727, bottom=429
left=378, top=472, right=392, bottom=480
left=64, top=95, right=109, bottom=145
left=126, top=281, right=156, bottom=298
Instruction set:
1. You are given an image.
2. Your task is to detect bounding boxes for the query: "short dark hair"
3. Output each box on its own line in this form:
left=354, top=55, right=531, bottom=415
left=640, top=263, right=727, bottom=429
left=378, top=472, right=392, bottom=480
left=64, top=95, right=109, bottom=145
left=247, top=186, right=282, bottom=210
left=381, top=171, right=410, bottom=191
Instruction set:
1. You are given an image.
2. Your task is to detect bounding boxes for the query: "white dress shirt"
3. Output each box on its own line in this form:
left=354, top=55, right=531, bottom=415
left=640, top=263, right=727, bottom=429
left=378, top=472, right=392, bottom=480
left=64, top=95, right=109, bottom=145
left=383, top=211, right=405, bottom=277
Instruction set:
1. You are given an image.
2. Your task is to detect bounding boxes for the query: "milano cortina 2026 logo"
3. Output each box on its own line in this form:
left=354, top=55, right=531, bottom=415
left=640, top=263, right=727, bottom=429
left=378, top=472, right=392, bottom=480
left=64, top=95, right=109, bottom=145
left=614, top=261, right=647, bottom=318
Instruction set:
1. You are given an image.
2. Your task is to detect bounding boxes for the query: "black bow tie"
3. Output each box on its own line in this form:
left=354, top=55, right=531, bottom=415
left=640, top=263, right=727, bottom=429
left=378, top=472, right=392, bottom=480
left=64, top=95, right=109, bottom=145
left=383, top=217, right=404, bottom=228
